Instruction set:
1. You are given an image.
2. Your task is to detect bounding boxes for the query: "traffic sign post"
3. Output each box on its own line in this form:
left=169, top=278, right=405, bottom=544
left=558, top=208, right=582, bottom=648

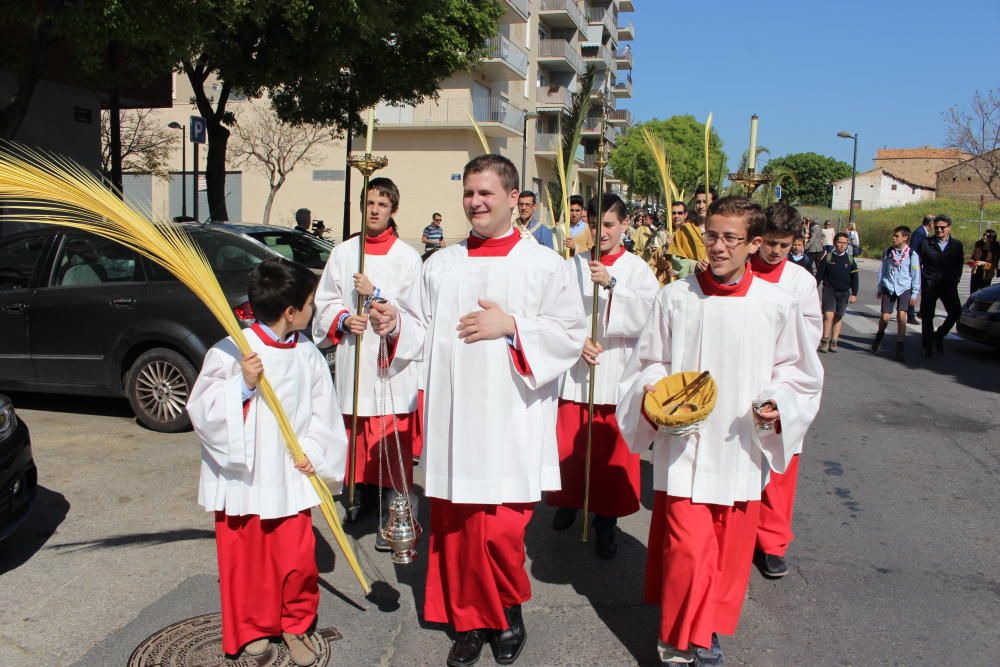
left=190, top=116, right=206, bottom=221
left=774, top=184, right=782, bottom=200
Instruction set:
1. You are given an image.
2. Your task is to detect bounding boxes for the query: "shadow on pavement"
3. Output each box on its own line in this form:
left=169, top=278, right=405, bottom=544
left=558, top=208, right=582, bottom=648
left=0, top=486, right=70, bottom=575
left=47, top=527, right=214, bottom=553
left=6, top=390, right=135, bottom=419
left=527, top=503, right=658, bottom=665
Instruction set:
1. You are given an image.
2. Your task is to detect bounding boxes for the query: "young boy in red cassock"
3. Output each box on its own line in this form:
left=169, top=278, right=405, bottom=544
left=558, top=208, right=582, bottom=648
left=188, top=258, right=348, bottom=666
left=617, top=197, right=823, bottom=664
left=374, top=155, right=586, bottom=666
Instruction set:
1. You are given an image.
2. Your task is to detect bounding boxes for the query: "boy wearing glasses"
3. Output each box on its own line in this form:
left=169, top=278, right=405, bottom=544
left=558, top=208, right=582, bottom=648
left=872, top=226, right=921, bottom=360
left=815, top=232, right=859, bottom=352
left=617, top=196, right=823, bottom=665
left=749, top=203, right=822, bottom=579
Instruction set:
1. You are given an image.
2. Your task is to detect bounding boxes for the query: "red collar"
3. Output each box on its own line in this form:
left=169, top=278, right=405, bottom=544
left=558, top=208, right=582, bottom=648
left=594, top=245, right=626, bottom=266
left=250, top=323, right=297, bottom=348
left=364, top=227, right=397, bottom=255
left=750, top=254, right=786, bottom=283
left=467, top=232, right=520, bottom=257
left=696, top=264, right=754, bottom=297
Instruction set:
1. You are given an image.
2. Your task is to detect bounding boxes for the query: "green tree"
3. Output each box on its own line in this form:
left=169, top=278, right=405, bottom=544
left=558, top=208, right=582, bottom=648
left=182, top=0, right=502, bottom=221
left=609, top=115, right=727, bottom=204
left=762, top=152, right=852, bottom=206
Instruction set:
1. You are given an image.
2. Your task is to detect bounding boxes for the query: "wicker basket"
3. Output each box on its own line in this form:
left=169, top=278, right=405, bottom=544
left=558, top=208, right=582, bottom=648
left=643, top=371, right=718, bottom=437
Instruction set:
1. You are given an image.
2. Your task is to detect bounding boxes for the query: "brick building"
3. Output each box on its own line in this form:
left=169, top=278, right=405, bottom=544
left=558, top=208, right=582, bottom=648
left=873, top=147, right=970, bottom=192
left=935, top=149, right=1000, bottom=203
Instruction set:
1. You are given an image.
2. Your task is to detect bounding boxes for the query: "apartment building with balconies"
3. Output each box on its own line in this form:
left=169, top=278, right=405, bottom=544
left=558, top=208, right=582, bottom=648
left=136, top=0, right=635, bottom=245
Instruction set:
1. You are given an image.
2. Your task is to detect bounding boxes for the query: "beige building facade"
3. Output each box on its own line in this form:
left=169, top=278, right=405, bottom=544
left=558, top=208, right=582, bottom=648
left=137, top=0, right=635, bottom=246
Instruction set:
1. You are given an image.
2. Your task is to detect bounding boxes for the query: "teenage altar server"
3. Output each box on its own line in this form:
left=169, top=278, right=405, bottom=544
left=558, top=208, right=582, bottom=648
left=616, top=197, right=823, bottom=664
left=547, top=193, right=659, bottom=559
left=373, top=155, right=585, bottom=666
left=312, top=177, right=424, bottom=542
left=750, top=203, right=824, bottom=579
left=188, top=258, right=347, bottom=666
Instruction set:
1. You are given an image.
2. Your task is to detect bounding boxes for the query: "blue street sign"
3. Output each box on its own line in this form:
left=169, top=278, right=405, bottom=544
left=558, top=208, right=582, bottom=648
left=774, top=184, right=782, bottom=200
left=190, top=116, right=207, bottom=144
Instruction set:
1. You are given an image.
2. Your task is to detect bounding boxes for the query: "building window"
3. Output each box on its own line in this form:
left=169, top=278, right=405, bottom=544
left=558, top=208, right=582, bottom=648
left=912, top=187, right=916, bottom=194
left=891, top=184, right=897, bottom=191
left=313, top=170, right=345, bottom=181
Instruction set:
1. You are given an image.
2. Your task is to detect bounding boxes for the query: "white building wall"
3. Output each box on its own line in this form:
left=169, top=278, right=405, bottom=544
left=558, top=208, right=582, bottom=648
left=831, top=170, right=935, bottom=210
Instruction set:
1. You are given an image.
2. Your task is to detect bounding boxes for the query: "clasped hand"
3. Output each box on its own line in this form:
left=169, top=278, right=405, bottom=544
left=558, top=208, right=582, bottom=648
left=457, top=299, right=515, bottom=343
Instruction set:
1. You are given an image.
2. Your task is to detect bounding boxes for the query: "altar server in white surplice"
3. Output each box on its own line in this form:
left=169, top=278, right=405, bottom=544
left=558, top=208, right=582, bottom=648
left=371, top=155, right=585, bottom=666
left=616, top=197, right=823, bottom=665
left=546, top=192, right=659, bottom=559
left=188, top=258, right=347, bottom=663
left=749, top=202, right=824, bottom=580
left=312, top=177, right=423, bottom=537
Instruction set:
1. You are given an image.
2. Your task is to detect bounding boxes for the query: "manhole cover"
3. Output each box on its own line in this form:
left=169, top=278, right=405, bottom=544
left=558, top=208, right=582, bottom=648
left=127, top=612, right=341, bottom=666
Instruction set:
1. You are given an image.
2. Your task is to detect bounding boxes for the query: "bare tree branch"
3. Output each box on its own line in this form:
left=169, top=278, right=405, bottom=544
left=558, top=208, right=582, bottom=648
left=945, top=88, right=1000, bottom=199
left=228, top=104, right=336, bottom=225
left=100, top=109, right=179, bottom=179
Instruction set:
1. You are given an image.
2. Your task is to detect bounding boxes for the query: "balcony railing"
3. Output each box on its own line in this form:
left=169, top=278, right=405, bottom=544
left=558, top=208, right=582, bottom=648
left=586, top=6, right=615, bottom=36
left=536, top=85, right=573, bottom=110
left=582, top=44, right=613, bottom=69
left=376, top=97, right=525, bottom=134
left=535, top=133, right=559, bottom=152
left=612, top=77, right=633, bottom=98
left=499, top=0, right=530, bottom=22
left=538, top=0, right=588, bottom=35
left=608, top=108, right=632, bottom=125
left=482, top=35, right=529, bottom=78
left=614, top=47, right=633, bottom=69
left=537, top=38, right=584, bottom=74
left=618, top=19, right=635, bottom=39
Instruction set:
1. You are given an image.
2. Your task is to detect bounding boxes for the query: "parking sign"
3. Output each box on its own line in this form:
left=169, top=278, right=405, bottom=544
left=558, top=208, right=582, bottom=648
left=774, top=184, right=782, bottom=200
left=190, top=116, right=207, bottom=144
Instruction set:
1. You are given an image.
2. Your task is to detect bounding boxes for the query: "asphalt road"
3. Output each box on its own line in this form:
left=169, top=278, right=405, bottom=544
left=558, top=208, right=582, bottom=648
left=1, top=259, right=997, bottom=666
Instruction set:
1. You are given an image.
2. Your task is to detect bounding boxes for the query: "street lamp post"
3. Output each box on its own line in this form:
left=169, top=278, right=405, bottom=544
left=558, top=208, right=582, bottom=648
left=168, top=122, right=187, bottom=218
left=521, top=111, right=539, bottom=191
left=837, top=130, right=858, bottom=226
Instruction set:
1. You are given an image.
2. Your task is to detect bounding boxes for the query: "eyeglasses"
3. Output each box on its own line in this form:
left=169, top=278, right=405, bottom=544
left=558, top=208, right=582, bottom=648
left=702, top=232, right=747, bottom=248
left=934, top=225, right=950, bottom=230
left=672, top=211, right=686, bottom=216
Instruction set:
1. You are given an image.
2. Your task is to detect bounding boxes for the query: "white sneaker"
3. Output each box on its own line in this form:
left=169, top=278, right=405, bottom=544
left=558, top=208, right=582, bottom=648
left=244, top=637, right=270, bottom=656
left=657, top=640, right=695, bottom=663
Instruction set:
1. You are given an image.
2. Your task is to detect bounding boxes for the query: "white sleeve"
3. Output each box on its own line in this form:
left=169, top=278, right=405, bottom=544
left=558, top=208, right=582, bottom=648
left=509, top=258, right=587, bottom=388
left=605, top=262, right=660, bottom=338
left=382, top=253, right=426, bottom=377
left=796, top=279, right=824, bottom=349
left=616, top=296, right=673, bottom=454
left=296, top=347, right=349, bottom=490
left=753, top=301, right=825, bottom=473
left=312, top=249, right=350, bottom=347
left=186, top=341, right=256, bottom=471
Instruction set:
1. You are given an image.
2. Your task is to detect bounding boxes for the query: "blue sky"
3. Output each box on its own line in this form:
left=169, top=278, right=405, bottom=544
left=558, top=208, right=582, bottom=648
left=628, top=0, right=1000, bottom=171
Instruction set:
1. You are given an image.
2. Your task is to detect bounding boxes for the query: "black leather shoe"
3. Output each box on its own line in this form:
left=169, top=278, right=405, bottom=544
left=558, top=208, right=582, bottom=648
left=934, top=331, right=945, bottom=354
left=447, top=630, right=490, bottom=666
left=871, top=331, right=884, bottom=352
left=594, top=524, right=618, bottom=560
left=762, top=553, right=789, bottom=578
left=551, top=508, right=577, bottom=531
left=489, top=606, right=526, bottom=665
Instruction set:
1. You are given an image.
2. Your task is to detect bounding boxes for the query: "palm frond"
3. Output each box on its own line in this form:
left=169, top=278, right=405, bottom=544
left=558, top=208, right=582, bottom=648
left=466, top=109, right=490, bottom=154
left=0, top=143, right=370, bottom=594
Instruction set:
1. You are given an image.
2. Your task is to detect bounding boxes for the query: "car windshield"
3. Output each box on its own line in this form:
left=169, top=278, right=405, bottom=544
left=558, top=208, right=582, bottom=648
left=246, top=231, right=332, bottom=269
left=146, top=229, right=273, bottom=280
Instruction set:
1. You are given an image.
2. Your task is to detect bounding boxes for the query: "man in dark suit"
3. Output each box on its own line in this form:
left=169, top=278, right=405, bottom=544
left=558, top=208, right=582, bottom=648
left=918, top=214, right=964, bottom=357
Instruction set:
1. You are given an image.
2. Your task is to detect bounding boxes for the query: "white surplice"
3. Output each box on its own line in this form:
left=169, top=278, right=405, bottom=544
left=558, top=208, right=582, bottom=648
left=413, top=238, right=587, bottom=504
left=189, top=332, right=348, bottom=519
left=616, top=275, right=824, bottom=505
left=312, top=235, right=423, bottom=415
left=560, top=249, right=660, bottom=405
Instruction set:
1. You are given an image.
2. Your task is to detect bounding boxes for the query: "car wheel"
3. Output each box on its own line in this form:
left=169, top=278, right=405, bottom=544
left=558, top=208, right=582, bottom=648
left=125, top=348, right=197, bottom=432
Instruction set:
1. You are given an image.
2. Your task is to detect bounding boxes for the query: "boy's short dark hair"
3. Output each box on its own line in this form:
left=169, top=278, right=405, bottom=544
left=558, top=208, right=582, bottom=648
left=834, top=231, right=850, bottom=242
left=366, top=177, right=400, bottom=212
left=518, top=191, right=537, bottom=204
left=569, top=194, right=585, bottom=207
left=587, top=193, right=627, bottom=222
left=671, top=200, right=686, bottom=210
left=694, top=186, right=719, bottom=199
left=934, top=214, right=952, bottom=226
left=764, top=202, right=803, bottom=238
left=464, top=154, right=519, bottom=193
left=248, top=257, right=318, bottom=325
left=894, top=225, right=911, bottom=237
left=707, top=196, right=767, bottom=238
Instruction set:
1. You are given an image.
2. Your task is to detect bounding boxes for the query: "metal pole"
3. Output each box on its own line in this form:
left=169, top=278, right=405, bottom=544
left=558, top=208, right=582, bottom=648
left=343, top=122, right=353, bottom=242
left=193, top=142, right=199, bottom=221
left=521, top=115, right=528, bottom=191
left=180, top=127, right=187, bottom=217
left=348, top=169, right=370, bottom=509
left=847, top=134, right=857, bottom=226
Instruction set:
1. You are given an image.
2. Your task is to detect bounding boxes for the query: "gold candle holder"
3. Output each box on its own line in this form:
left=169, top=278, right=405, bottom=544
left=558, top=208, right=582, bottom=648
left=727, top=169, right=773, bottom=198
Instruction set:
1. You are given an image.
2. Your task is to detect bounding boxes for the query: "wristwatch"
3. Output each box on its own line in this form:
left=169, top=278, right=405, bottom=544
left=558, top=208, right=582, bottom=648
left=604, top=276, right=617, bottom=291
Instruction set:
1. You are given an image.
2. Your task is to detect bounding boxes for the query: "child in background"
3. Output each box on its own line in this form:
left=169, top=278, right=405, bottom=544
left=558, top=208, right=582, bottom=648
left=815, top=232, right=859, bottom=353
left=872, top=226, right=920, bottom=360
left=188, top=258, right=347, bottom=665
left=788, top=237, right=812, bottom=273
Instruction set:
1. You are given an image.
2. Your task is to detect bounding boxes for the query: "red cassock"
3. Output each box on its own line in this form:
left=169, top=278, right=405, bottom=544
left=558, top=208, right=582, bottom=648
left=214, top=510, right=319, bottom=656
left=756, top=453, right=800, bottom=557
left=645, top=493, right=760, bottom=651
left=546, top=400, right=640, bottom=517
left=342, top=413, right=415, bottom=488
left=412, top=389, right=425, bottom=459
left=424, top=499, right=533, bottom=632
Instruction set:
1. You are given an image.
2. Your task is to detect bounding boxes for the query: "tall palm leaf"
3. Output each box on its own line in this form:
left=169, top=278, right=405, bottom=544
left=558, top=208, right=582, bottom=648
left=548, top=65, right=597, bottom=224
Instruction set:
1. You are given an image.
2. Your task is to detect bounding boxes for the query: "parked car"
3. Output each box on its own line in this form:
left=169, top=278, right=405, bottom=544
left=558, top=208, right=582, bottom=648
left=956, top=283, right=1000, bottom=348
left=0, top=224, right=281, bottom=432
left=205, top=223, right=334, bottom=273
left=0, top=394, right=35, bottom=542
